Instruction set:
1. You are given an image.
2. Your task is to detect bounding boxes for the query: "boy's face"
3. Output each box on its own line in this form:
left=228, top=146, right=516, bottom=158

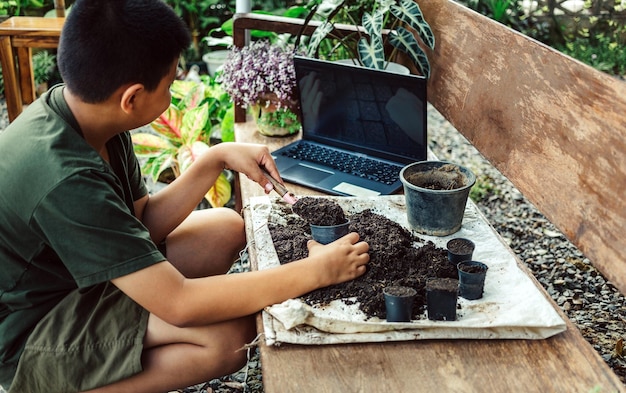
left=137, top=59, right=178, bottom=126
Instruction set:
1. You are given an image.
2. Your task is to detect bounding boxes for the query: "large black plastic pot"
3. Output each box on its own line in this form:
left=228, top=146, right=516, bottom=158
left=400, top=161, right=476, bottom=236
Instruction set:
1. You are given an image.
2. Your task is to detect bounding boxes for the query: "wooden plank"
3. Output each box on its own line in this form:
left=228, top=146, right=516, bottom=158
left=420, top=0, right=626, bottom=295
left=236, top=120, right=625, bottom=393
left=0, top=17, right=64, bottom=35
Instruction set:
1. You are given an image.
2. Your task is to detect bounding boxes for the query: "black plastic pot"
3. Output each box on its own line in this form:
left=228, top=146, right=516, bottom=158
left=457, top=261, right=488, bottom=300
left=447, top=237, right=475, bottom=265
left=310, top=220, right=350, bottom=245
left=383, top=286, right=417, bottom=322
left=400, top=161, right=476, bottom=236
left=425, top=278, right=458, bottom=321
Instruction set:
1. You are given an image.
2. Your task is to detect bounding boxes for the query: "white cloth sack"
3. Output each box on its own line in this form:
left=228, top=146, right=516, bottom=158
left=249, top=195, right=566, bottom=346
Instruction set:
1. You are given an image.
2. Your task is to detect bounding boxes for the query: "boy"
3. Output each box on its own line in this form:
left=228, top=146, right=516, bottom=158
left=0, top=1, right=370, bottom=392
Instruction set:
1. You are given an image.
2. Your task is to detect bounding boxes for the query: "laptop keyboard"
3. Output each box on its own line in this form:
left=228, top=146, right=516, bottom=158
left=279, top=142, right=403, bottom=185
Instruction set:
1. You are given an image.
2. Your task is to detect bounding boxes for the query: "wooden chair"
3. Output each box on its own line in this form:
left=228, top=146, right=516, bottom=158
left=0, top=0, right=66, bottom=122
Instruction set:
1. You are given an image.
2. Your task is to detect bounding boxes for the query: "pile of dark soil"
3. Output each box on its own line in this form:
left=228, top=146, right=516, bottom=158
left=291, top=196, right=347, bottom=226
left=269, top=202, right=457, bottom=320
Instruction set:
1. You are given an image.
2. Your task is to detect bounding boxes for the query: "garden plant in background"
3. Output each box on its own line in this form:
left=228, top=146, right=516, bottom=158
left=218, top=40, right=301, bottom=136
left=299, top=0, right=435, bottom=77
left=131, top=77, right=234, bottom=208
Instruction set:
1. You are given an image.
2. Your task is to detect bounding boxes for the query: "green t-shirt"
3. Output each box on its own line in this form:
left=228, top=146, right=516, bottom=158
left=0, top=85, right=166, bottom=387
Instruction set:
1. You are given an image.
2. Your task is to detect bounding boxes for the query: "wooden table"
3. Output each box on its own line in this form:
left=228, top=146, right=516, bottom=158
left=235, top=120, right=625, bottom=393
left=0, top=17, right=65, bottom=122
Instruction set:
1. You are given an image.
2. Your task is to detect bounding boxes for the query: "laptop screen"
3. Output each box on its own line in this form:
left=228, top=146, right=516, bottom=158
left=294, top=56, right=427, bottom=164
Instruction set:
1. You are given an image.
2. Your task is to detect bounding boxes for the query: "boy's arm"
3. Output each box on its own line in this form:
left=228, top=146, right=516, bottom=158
left=111, top=233, right=369, bottom=327
left=137, top=142, right=281, bottom=242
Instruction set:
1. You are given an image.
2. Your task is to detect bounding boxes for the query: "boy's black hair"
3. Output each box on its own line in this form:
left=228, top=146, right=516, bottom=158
left=57, top=0, right=191, bottom=103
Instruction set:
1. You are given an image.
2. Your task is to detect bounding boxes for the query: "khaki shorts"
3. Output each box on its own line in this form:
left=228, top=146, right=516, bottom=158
left=9, top=282, right=149, bottom=393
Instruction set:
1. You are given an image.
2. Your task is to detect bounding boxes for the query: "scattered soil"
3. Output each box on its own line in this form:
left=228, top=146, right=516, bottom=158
left=405, top=163, right=467, bottom=190
left=447, top=238, right=475, bottom=255
left=269, top=202, right=458, bottom=320
left=291, top=196, right=347, bottom=226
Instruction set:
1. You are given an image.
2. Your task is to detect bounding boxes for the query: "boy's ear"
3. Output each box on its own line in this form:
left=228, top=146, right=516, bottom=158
left=120, top=84, right=144, bottom=114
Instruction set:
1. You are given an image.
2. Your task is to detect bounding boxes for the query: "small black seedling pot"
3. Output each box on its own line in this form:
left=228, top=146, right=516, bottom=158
left=457, top=260, right=488, bottom=300
left=425, top=278, right=458, bottom=321
left=310, top=220, right=350, bottom=245
left=383, top=285, right=417, bottom=322
left=447, top=237, right=475, bottom=265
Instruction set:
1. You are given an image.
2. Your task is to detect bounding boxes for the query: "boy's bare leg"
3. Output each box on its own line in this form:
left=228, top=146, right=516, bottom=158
left=84, top=207, right=256, bottom=393
left=164, top=207, right=247, bottom=278
left=83, top=313, right=256, bottom=393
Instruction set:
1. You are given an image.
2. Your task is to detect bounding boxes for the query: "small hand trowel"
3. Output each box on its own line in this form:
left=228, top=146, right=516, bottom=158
left=262, top=168, right=298, bottom=205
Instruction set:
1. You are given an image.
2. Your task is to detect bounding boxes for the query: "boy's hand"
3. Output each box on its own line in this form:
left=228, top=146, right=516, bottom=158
left=212, top=142, right=283, bottom=194
left=306, top=232, right=370, bottom=286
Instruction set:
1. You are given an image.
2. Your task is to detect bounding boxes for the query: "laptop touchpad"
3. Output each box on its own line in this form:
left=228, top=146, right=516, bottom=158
left=283, top=164, right=332, bottom=184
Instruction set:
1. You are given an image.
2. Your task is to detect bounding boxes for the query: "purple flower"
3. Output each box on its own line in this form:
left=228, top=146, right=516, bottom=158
left=218, top=40, right=298, bottom=108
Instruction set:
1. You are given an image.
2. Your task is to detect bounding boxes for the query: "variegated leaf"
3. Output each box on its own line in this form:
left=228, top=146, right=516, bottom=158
left=358, top=35, right=385, bottom=69
left=151, top=104, right=183, bottom=141
left=178, top=82, right=206, bottom=110
left=177, top=141, right=210, bottom=173
left=307, top=21, right=335, bottom=57
left=180, top=102, right=210, bottom=145
left=362, top=10, right=383, bottom=41
left=131, top=132, right=172, bottom=155
left=316, top=0, right=346, bottom=19
left=391, top=0, right=435, bottom=50
left=205, top=172, right=233, bottom=208
left=170, top=80, right=198, bottom=101
left=388, top=27, right=431, bottom=77
left=144, top=153, right=176, bottom=182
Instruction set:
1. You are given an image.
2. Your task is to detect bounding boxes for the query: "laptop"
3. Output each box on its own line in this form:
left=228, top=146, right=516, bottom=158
left=271, top=56, right=428, bottom=197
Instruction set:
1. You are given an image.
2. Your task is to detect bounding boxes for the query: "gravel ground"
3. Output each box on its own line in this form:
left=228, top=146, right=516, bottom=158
left=1, top=100, right=624, bottom=392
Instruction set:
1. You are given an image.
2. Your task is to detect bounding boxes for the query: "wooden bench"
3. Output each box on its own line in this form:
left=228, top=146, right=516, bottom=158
left=0, top=16, right=65, bottom=122
left=232, top=1, right=626, bottom=391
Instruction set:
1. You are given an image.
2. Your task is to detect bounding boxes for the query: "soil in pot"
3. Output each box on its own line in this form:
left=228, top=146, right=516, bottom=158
left=291, top=196, right=347, bottom=226
left=268, top=201, right=459, bottom=320
left=457, top=261, right=488, bottom=300
left=447, top=238, right=475, bottom=264
left=425, top=278, right=459, bottom=321
left=404, top=163, right=468, bottom=190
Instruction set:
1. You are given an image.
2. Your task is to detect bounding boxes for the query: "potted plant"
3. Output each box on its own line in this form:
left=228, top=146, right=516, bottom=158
left=131, top=77, right=234, bottom=208
left=32, top=49, right=57, bottom=96
left=300, top=0, right=435, bottom=77
left=218, top=39, right=302, bottom=136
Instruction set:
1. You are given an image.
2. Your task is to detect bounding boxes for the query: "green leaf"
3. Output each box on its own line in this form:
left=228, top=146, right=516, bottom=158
left=390, top=0, right=435, bottom=50
left=388, top=27, right=430, bottom=77
left=220, top=106, right=235, bottom=142
left=143, top=153, right=176, bottom=183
